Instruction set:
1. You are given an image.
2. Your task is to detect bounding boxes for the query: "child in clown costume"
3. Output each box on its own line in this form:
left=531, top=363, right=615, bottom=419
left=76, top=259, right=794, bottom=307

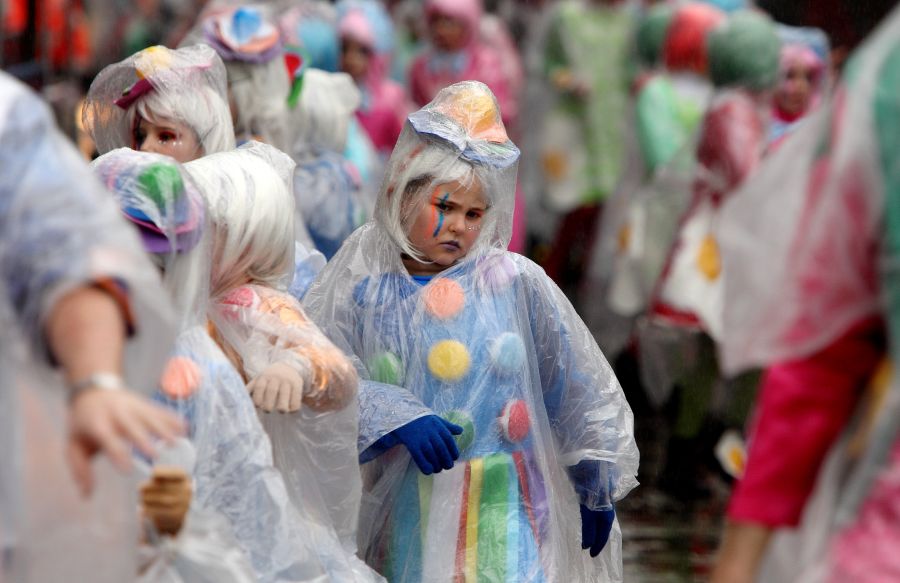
left=83, top=44, right=236, bottom=162
left=769, top=25, right=830, bottom=145
left=337, top=0, right=411, bottom=156
left=304, top=82, right=639, bottom=582
left=92, top=148, right=361, bottom=582
left=184, top=142, right=370, bottom=569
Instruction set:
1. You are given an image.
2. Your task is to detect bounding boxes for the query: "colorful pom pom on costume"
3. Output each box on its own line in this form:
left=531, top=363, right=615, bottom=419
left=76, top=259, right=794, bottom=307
left=422, top=278, right=467, bottom=319
left=498, top=399, right=530, bottom=443
left=369, top=351, right=404, bottom=385
left=428, top=340, right=471, bottom=382
left=489, top=332, right=526, bottom=374
left=444, top=410, right=475, bottom=452
left=160, top=356, right=202, bottom=399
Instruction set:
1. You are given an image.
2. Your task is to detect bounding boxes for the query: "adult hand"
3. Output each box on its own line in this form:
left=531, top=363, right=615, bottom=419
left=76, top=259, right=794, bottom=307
left=247, top=361, right=305, bottom=413
left=392, top=415, right=463, bottom=475
left=68, top=388, right=185, bottom=497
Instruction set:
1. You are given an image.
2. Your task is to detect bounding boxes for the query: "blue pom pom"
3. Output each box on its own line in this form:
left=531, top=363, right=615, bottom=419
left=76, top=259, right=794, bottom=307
left=490, top=332, right=526, bottom=374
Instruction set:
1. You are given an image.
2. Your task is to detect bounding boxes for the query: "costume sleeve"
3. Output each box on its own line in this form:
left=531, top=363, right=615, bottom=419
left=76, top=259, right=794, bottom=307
left=520, top=259, right=639, bottom=509
left=728, top=317, right=885, bottom=527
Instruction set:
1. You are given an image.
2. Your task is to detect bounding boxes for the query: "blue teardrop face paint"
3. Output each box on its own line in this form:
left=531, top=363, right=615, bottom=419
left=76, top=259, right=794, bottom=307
left=432, top=192, right=450, bottom=238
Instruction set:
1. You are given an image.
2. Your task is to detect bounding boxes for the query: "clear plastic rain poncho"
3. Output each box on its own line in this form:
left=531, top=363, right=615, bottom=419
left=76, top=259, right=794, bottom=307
left=83, top=44, right=236, bottom=158
left=91, top=147, right=342, bottom=582
left=714, top=7, right=900, bottom=581
left=184, top=142, right=379, bottom=582
left=0, top=72, right=175, bottom=582
left=287, top=68, right=368, bottom=259
left=197, top=4, right=292, bottom=151
left=303, top=81, right=639, bottom=582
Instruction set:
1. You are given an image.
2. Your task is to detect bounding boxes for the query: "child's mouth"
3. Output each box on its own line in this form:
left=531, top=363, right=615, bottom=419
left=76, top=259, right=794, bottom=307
left=440, top=241, right=461, bottom=251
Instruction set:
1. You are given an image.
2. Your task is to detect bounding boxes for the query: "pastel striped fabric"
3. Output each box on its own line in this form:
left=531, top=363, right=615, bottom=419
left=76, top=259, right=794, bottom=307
left=383, top=451, right=549, bottom=583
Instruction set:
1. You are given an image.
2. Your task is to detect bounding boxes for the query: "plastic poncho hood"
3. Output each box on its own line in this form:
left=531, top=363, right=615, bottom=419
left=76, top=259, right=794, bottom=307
left=84, top=44, right=236, bottom=157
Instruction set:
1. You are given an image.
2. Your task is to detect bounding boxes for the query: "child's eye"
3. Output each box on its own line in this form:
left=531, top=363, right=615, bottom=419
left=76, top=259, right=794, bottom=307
left=436, top=202, right=450, bottom=211
left=159, top=131, right=176, bottom=143
left=467, top=211, right=483, bottom=221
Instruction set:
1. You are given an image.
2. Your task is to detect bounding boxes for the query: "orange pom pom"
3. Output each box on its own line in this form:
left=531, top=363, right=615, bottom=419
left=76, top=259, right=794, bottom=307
left=160, top=357, right=202, bottom=399
left=422, top=278, right=466, bottom=320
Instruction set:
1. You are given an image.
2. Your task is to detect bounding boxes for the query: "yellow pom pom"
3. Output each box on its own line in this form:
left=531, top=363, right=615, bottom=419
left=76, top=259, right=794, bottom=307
left=696, top=234, right=721, bottom=281
left=135, top=46, right=174, bottom=79
left=428, top=340, right=471, bottom=382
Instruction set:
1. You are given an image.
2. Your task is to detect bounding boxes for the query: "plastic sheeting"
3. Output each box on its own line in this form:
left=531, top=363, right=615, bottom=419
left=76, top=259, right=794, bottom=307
left=92, top=147, right=348, bottom=582
left=304, top=81, right=638, bottom=582
left=83, top=44, right=236, bottom=158
left=184, top=142, right=378, bottom=581
left=0, top=72, right=175, bottom=582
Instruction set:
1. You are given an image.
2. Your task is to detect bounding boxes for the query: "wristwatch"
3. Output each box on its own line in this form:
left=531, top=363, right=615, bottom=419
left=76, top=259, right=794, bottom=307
left=69, top=372, right=126, bottom=401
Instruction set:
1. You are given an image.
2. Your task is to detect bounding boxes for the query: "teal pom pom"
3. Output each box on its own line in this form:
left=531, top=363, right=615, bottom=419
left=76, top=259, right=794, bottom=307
left=489, top=332, right=526, bottom=374
left=708, top=10, right=781, bottom=90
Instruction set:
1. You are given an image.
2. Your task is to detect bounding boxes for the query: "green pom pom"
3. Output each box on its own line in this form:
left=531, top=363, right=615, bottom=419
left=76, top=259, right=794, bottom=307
left=369, top=351, right=403, bottom=385
left=138, top=162, right=184, bottom=209
left=708, top=10, right=781, bottom=90
left=636, top=5, right=674, bottom=68
left=444, top=410, right=475, bottom=452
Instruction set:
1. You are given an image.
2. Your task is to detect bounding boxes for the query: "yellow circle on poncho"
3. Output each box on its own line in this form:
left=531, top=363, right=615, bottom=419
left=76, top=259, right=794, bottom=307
left=696, top=234, right=721, bottom=281
left=423, top=278, right=466, bottom=320
left=428, top=340, right=471, bottom=382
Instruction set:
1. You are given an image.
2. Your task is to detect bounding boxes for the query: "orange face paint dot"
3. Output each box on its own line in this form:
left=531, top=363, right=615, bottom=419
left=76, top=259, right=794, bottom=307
left=422, top=278, right=466, bottom=320
left=160, top=356, right=202, bottom=399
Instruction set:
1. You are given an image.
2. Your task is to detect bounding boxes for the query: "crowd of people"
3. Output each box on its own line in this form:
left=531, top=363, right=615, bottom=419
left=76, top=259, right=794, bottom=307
left=2, top=0, right=900, bottom=582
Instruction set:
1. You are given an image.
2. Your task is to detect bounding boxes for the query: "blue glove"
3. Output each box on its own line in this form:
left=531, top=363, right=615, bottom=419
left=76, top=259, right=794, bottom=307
left=376, top=415, right=463, bottom=475
left=580, top=504, right=615, bottom=557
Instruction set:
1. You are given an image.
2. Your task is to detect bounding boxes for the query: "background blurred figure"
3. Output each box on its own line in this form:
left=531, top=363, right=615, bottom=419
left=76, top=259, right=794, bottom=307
left=538, top=0, right=634, bottom=300
left=769, top=25, right=830, bottom=144
left=337, top=0, right=410, bottom=157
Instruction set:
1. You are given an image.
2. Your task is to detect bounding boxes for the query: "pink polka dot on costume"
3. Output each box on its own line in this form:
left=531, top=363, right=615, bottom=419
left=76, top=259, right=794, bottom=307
left=160, top=357, right=202, bottom=399
left=422, top=278, right=466, bottom=320
left=498, top=399, right=530, bottom=443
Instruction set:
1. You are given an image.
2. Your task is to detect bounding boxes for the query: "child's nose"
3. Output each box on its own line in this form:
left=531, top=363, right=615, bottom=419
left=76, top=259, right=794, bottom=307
left=447, top=213, right=466, bottom=234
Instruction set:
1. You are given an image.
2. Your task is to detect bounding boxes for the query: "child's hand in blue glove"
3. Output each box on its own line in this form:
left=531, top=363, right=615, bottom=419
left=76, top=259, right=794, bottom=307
left=392, top=415, right=463, bottom=475
left=580, top=504, right=615, bottom=558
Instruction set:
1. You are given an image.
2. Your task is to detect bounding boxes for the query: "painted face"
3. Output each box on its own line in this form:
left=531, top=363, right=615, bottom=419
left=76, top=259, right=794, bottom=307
left=776, top=63, right=816, bottom=117
left=405, top=179, right=488, bottom=274
left=341, top=38, right=373, bottom=82
left=135, top=115, right=202, bottom=163
left=429, top=13, right=467, bottom=52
